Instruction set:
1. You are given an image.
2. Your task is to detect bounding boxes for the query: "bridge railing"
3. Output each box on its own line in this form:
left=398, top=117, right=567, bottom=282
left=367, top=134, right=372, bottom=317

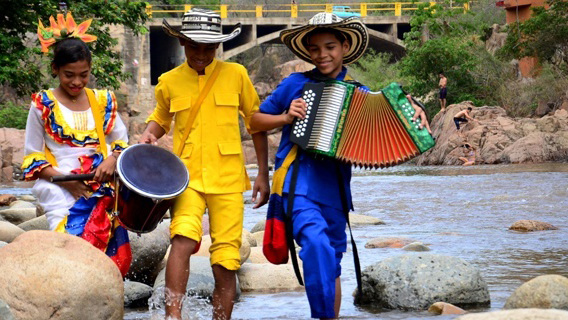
left=146, top=2, right=471, bottom=19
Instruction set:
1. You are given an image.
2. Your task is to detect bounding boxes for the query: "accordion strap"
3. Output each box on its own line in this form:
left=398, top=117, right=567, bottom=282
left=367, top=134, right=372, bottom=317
left=335, top=162, right=363, bottom=300
left=286, top=149, right=304, bottom=286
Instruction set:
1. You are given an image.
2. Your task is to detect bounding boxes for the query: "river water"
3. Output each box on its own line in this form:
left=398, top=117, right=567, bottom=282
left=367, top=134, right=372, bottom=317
left=5, top=163, right=567, bottom=319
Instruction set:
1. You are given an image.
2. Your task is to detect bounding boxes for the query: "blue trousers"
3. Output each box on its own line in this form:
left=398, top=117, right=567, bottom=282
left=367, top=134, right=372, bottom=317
left=283, top=195, right=347, bottom=319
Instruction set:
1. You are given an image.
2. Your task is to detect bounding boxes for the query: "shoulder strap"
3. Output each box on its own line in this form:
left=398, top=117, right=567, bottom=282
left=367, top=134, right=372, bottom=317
left=85, top=88, right=108, bottom=159
left=286, top=150, right=304, bottom=286
left=175, top=61, right=224, bottom=156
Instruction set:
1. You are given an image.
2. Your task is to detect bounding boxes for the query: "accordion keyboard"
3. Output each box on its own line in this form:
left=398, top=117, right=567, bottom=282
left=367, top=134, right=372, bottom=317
left=309, top=84, right=347, bottom=152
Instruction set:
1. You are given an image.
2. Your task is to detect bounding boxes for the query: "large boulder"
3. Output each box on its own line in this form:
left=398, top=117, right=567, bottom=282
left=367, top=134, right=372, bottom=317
left=126, top=220, right=171, bottom=285
left=504, top=275, right=568, bottom=310
left=0, top=221, right=24, bottom=243
left=416, top=104, right=568, bottom=165
left=17, top=215, right=49, bottom=231
left=0, top=231, right=124, bottom=319
left=237, top=263, right=304, bottom=292
left=356, top=253, right=490, bottom=310
left=0, top=207, right=36, bottom=225
left=456, top=309, right=568, bottom=320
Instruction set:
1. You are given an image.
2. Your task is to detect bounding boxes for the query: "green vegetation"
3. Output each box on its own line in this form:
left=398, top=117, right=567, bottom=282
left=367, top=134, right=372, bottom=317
left=0, top=102, right=28, bottom=130
left=0, top=0, right=149, bottom=100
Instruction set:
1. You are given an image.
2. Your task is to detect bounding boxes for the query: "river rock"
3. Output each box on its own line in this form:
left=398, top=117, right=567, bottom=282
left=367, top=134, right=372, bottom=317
left=0, top=299, right=15, bottom=320
left=243, top=228, right=256, bottom=247
left=252, top=231, right=265, bottom=248
left=509, top=220, right=559, bottom=232
left=456, top=308, right=568, bottom=320
left=19, top=195, right=36, bottom=202
left=237, top=263, right=304, bottom=292
left=0, top=230, right=124, bottom=319
left=402, top=242, right=431, bottom=252
left=0, top=195, right=16, bottom=206
left=18, top=215, right=49, bottom=231
left=124, top=280, right=153, bottom=308
left=248, top=247, right=269, bottom=264
left=504, top=275, right=568, bottom=310
left=0, top=221, right=24, bottom=243
left=356, top=253, right=490, bottom=310
left=192, top=231, right=251, bottom=264
left=250, top=220, right=266, bottom=233
left=365, top=237, right=414, bottom=249
left=350, top=213, right=385, bottom=226
left=126, top=220, right=170, bottom=285
left=8, top=200, right=36, bottom=209
left=428, top=302, right=467, bottom=315
left=0, top=207, right=36, bottom=225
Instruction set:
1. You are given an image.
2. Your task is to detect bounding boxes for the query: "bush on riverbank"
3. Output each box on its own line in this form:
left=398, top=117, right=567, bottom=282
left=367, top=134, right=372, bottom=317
left=0, top=102, right=28, bottom=129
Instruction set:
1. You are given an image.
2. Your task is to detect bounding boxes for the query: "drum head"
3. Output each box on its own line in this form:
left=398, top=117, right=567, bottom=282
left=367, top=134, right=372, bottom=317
left=117, top=144, right=189, bottom=199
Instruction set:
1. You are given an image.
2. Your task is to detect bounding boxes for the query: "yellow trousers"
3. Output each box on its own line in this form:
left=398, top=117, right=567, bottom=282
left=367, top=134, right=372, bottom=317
left=170, top=187, right=243, bottom=270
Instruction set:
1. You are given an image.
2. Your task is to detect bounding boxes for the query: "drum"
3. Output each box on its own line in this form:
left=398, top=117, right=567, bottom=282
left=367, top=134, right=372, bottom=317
left=116, top=144, right=189, bottom=233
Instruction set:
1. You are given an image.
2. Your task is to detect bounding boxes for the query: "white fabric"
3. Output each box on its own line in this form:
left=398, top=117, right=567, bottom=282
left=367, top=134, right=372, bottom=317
left=24, top=96, right=128, bottom=230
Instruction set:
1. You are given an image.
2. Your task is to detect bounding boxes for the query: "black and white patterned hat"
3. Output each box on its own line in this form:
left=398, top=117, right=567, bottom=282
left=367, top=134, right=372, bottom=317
left=280, top=13, right=368, bottom=64
left=162, top=8, right=241, bottom=43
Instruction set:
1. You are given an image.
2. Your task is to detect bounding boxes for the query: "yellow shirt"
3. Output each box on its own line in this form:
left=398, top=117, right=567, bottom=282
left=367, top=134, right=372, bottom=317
left=147, top=59, right=260, bottom=194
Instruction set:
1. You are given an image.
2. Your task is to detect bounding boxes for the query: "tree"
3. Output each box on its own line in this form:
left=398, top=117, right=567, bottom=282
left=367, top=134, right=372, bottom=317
left=0, top=0, right=149, bottom=100
left=498, top=0, right=568, bottom=68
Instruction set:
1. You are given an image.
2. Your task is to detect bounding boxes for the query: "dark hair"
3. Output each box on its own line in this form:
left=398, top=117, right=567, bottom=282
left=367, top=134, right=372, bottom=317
left=467, top=107, right=472, bottom=111
left=303, top=28, right=349, bottom=47
left=52, top=38, right=92, bottom=69
left=439, top=71, right=444, bottom=75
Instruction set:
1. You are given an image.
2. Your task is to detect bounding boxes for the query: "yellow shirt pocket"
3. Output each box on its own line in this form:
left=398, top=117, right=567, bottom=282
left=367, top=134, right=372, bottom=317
left=218, top=141, right=243, bottom=177
left=170, top=96, right=192, bottom=128
left=214, top=92, right=239, bottom=126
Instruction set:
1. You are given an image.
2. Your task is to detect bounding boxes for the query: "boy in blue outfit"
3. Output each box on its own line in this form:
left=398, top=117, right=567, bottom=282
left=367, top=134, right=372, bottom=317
left=250, top=13, right=369, bottom=319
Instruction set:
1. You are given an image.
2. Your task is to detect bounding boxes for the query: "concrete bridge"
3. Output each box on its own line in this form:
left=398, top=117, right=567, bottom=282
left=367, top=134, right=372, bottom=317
left=145, top=2, right=470, bottom=84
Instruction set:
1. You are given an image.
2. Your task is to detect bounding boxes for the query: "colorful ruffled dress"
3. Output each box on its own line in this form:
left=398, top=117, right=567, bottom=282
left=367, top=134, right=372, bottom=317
left=22, top=89, right=131, bottom=276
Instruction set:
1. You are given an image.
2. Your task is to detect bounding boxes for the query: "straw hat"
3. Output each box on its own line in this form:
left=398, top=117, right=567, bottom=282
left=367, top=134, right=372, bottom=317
left=280, top=13, right=368, bottom=64
left=162, top=8, right=241, bottom=43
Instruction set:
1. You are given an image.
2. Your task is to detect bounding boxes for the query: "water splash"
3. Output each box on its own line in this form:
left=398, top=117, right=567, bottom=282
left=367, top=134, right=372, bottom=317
left=148, top=286, right=212, bottom=320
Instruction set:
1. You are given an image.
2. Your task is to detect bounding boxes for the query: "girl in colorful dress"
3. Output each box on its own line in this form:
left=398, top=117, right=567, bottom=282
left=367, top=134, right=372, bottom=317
left=21, top=12, right=131, bottom=276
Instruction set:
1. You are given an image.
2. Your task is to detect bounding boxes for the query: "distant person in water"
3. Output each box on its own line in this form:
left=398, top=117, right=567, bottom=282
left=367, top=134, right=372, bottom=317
left=406, top=94, right=432, bottom=135
left=459, top=144, right=476, bottom=166
left=439, top=71, right=447, bottom=112
left=453, top=107, right=478, bottom=130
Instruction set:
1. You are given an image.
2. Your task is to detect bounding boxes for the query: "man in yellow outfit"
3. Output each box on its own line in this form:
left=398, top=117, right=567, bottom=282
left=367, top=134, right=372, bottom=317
left=138, top=9, right=269, bottom=320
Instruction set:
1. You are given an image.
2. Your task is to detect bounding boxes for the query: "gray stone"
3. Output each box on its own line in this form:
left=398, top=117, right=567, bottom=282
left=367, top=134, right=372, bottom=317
left=8, top=200, right=35, bottom=209
left=0, top=299, right=15, bottom=320
left=504, top=275, right=568, bottom=310
left=0, top=241, right=7, bottom=249
left=402, top=242, right=431, bottom=252
left=18, top=215, right=49, bottom=231
left=0, top=208, right=36, bottom=225
left=18, top=195, right=36, bottom=202
left=456, top=308, right=568, bottom=320
left=252, top=231, right=264, bottom=248
left=356, top=253, right=490, bottom=310
left=349, top=213, right=385, bottom=226
left=126, top=220, right=170, bottom=285
left=124, top=280, right=153, bottom=308
left=237, top=263, right=304, bottom=292
left=250, top=219, right=266, bottom=233
left=0, top=221, right=24, bottom=243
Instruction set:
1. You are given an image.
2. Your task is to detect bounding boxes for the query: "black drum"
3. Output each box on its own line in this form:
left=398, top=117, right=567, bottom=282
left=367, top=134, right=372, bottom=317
left=116, top=144, right=189, bottom=233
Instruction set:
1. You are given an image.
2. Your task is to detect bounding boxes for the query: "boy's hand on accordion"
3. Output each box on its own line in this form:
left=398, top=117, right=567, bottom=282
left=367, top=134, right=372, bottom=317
left=286, top=98, right=307, bottom=123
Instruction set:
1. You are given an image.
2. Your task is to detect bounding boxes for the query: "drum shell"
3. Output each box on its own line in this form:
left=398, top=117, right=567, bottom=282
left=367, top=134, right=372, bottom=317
left=116, top=182, right=175, bottom=233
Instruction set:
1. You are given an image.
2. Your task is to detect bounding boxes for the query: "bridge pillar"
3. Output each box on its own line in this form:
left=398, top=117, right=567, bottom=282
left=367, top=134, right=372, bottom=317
left=390, top=23, right=398, bottom=42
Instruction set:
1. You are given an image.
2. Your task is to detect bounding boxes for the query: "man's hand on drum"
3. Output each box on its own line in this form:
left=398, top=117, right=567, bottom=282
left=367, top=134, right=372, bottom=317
left=60, top=180, right=92, bottom=200
left=138, top=131, right=159, bottom=145
left=285, top=98, right=307, bottom=124
left=94, top=154, right=118, bottom=183
left=252, top=173, right=269, bottom=209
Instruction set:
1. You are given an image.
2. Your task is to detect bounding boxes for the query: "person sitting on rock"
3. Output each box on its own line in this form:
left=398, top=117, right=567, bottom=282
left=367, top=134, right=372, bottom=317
left=454, top=107, right=479, bottom=130
left=459, top=143, right=476, bottom=166
left=22, top=12, right=131, bottom=276
left=407, top=94, right=433, bottom=135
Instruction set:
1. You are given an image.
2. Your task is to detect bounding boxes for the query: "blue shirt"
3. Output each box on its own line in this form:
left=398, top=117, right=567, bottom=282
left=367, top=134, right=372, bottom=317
left=260, top=67, right=364, bottom=210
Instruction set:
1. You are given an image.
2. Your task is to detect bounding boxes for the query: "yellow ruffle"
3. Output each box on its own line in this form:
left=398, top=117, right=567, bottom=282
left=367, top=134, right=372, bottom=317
left=111, top=140, right=128, bottom=151
left=22, top=152, right=49, bottom=170
left=45, top=90, right=100, bottom=142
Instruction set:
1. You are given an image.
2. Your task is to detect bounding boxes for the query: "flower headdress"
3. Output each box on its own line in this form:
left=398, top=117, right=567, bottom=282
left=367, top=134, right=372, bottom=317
left=37, top=12, right=97, bottom=53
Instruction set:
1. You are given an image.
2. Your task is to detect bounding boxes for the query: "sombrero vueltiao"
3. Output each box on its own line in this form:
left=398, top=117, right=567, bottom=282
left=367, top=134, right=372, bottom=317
left=162, top=8, right=241, bottom=43
left=280, top=13, right=369, bottom=65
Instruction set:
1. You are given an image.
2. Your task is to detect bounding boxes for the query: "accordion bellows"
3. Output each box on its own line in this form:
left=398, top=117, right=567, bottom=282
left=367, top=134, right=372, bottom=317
left=291, top=82, right=435, bottom=168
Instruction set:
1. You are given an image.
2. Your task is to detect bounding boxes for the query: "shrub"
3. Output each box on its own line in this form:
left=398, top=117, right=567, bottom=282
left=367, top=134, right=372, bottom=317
left=0, top=102, right=28, bottom=129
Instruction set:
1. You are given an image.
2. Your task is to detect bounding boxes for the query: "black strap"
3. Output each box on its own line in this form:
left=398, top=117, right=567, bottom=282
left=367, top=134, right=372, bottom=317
left=286, top=151, right=304, bottom=286
left=335, top=163, right=363, bottom=299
